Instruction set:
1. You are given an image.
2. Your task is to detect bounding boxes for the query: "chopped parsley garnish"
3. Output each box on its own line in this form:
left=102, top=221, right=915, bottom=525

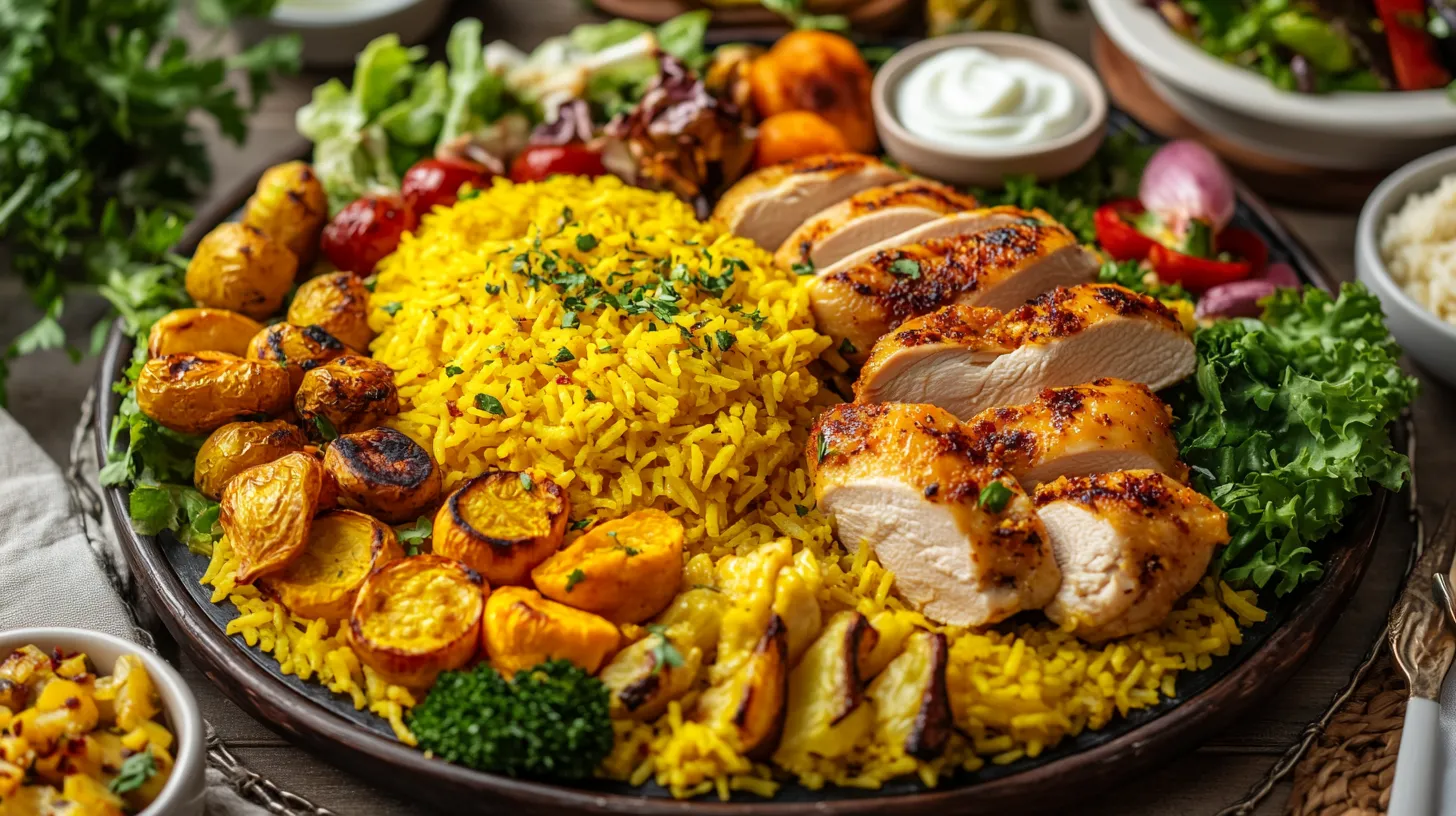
left=109, top=751, right=158, bottom=794
left=978, top=480, right=1013, bottom=513
left=553, top=347, right=575, bottom=364
left=445, top=365, right=464, bottom=377
left=795, top=503, right=812, bottom=517
left=584, top=389, right=598, bottom=402
left=576, top=234, right=598, bottom=252
left=362, top=276, right=378, bottom=292
left=791, top=261, right=815, bottom=276
left=816, top=430, right=832, bottom=462
left=566, top=569, right=586, bottom=592
left=381, top=302, right=403, bottom=316
left=838, top=338, right=857, bottom=356
left=561, top=311, right=580, bottom=329
left=484, top=283, right=501, bottom=296
left=475, top=394, right=505, bottom=415
left=614, top=543, right=641, bottom=557
left=889, top=258, right=922, bottom=279
left=396, top=516, right=433, bottom=556
left=511, top=253, right=531, bottom=274
left=312, top=414, right=338, bottom=441
left=715, top=330, right=736, bottom=352
left=519, top=472, right=534, bottom=492
left=746, top=309, right=767, bottom=330
left=569, top=518, right=594, bottom=532
left=644, top=624, right=685, bottom=675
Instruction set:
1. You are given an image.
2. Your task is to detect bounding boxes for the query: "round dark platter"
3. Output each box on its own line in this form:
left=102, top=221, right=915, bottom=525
left=96, top=113, right=1390, bottom=814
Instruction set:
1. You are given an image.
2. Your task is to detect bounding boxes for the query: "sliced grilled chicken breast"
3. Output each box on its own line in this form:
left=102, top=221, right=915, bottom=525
left=809, top=224, right=1099, bottom=361
left=809, top=402, right=1059, bottom=628
left=1035, top=470, right=1228, bottom=642
left=713, top=154, right=903, bottom=250
left=773, top=180, right=979, bottom=272
left=813, top=206, right=1055, bottom=283
left=855, top=284, right=1195, bottom=417
left=964, top=379, right=1189, bottom=490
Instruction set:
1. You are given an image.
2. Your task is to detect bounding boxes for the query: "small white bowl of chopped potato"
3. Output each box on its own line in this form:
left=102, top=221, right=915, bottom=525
left=0, top=629, right=205, bottom=816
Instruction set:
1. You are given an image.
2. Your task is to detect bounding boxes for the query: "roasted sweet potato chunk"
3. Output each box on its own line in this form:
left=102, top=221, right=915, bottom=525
left=322, top=428, right=442, bottom=524
left=242, top=161, right=328, bottom=267
left=531, top=509, right=684, bottom=624
left=185, top=222, right=297, bottom=319
left=194, top=420, right=309, bottom=500
left=287, top=272, right=374, bottom=351
left=136, top=351, right=292, bottom=435
left=866, top=630, right=951, bottom=760
left=433, top=471, right=568, bottom=586
left=220, top=452, right=326, bottom=584
left=349, top=554, right=485, bottom=687
left=693, top=614, right=789, bottom=760
left=773, top=610, right=877, bottom=769
left=147, top=308, right=264, bottom=359
left=246, top=322, right=351, bottom=391
left=599, top=629, right=703, bottom=721
left=259, top=510, right=404, bottom=623
left=481, top=586, right=620, bottom=676
left=294, top=355, right=399, bottom=439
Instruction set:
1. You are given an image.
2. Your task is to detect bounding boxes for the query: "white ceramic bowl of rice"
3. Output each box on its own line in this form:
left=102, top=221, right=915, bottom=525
left=1357, top=145, right=1456, bottom=388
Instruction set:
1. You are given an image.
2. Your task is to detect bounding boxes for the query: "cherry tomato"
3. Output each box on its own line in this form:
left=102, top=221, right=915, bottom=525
left=321, top=195, right=418, bottom=276
left=401, top=158, right=497, bottom=213
left=1149, top=228, right=1268, bottom=292
left=1093, top=200, right=1158, bottom=261
left=508, top=144, right=608, bottom=183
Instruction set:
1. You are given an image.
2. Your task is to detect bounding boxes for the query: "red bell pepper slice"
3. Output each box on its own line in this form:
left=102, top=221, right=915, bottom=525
left=1372, top=0, right=1452, bottom=90
left=1149, top=227, right=1268, bottom=292
left=1094, top=200, right=1158, bottom=261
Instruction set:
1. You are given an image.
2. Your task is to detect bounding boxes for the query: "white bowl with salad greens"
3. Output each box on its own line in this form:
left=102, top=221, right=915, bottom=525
left=1091, top=0, right=1456, bottom=139
left=235, top=0, right=450, bottom=68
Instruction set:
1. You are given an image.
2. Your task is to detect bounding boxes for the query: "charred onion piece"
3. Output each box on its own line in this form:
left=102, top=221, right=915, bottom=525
left=694, top=614, right=789, bottom=761
left=433, top=470, right=569, bottom=586
left=322, top=428, right=443, bottom=524
left=773, top=611, right=878, bottom=768
left=866, top=630, right=952, bottom=760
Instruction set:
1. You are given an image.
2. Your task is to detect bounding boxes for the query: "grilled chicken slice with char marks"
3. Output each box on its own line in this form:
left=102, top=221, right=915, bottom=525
left=1036, top=470, right=1228, bottom=642
left=810, top=223, right=1099, bottom=361
left=855, top=284, right=1196, bottom=418
left=814, top=206, right=1055, bottom=283
left=964, top=378, right=1189, bottom=490
left=809, top=402, right=1059, bottom=628
left=773, top=180, right=979, bottom=272
left=712, top=154, right=903, bottom=250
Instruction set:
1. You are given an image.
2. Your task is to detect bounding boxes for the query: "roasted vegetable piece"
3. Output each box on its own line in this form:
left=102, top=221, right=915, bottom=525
left=433, top=470, right=569, bottom=586
left=704, top=44, right=765, bottom=121
left=245, top=322, right=351, bottom=391
left=773, top=547, right=824, bottom=665
left=286, top=272, right=375, bottom=351
left=321, top=194, right=418, bottom=276
left=97, top=655, right=159, bottom=732
left=146, top=308, right=264, bottom=359
left=773, top=610, right=877, bottom=770
left=599, top=628, right=704, bottom=720
left=294, top=355, right=400, bottom=439
left=220, top=452, right=326, bottom=584
left=866, top=630, right=952, bottom=760
left=185, top=222, right=298, bottom=319
left=136, top=351, right=292, bottom=435
left=194, top=420, right=309, bottom=500
left=243, top=161, right=329, bottom=267
left=693, top=613, right=789, bottom=760
left=259, top=510, right=404, bottom=623
left=753, top=111, right=850, bottom=170
left=322, top=428, right=443, bottom=524
left=530, top=509, right=684, bottom=623
left=482, top=586, right=620, bottom=676
left=1373, top=0, right=1452, bottom=89
left=349, top=554, right=486, bottom=687
left=748, top=31, right=876, bottom=153
left=401, top=157, right=497, bottom=214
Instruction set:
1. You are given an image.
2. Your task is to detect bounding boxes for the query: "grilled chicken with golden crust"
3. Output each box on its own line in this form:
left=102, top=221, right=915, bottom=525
left=814, top=206, right=1055, bottom=283
left=855, top=284, right=1195, bottom=417
left=712, top=154, right=902, bottom=250
left=809, top=224, right=1099, bottom=362
left=808, top=402, right=1059, bottom=628
left=773, top=180, right=978, bottom=272
left=1035, top=470, right=1228, bottom=642
left=963, top=379, right=1189, bottom=490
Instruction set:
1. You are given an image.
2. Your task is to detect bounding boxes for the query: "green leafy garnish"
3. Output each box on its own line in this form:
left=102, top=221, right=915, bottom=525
left=445, top=364, right=465, bottom=376
left=791, top=261, right=815, bottom=276
left=816, top=430, right=831, bottom=462
left=644, top=624, right=685, bottom=675
left=562, top=311, right=580, bottom=329
left=313, top=414, right=339, bottom=441
left=396, top=516, right=434, bottom=556
left=566, top=569, right=586, bottom=592
left=554, top=347, right=575, bottom=363
left=576, top=234, right=598, bottom=252
left=795, top=503, right=812, bottom=517
left=838, top=338, right=857, bottom=356
left=978, top=480, right=1013, bottom=513
left=109, top=751, right=158, bottom=794
left=381, top=302, right=403, bottom=316
left=519, top=472, right=535, bottom=492
left=714, top=330, right=736, bottom=352
left=569, top=518, right=594, bottom=532
left=475, top=394, right=506, bottom=415
left=584, top=389, right=598, bottom=402
left=888, top=258, right=921, bottom=279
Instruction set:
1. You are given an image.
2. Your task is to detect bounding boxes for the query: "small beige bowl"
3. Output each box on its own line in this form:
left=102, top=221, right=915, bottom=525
left=872, top=32, right=1108, bottom=187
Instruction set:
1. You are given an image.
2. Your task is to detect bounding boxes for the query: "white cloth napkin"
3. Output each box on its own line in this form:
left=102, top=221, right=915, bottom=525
left=1438, top=664, right=1456, bottom=812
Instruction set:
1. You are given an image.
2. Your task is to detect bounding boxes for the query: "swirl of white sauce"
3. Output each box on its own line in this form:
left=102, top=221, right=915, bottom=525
left=896, top=47, right=1085, bottom=151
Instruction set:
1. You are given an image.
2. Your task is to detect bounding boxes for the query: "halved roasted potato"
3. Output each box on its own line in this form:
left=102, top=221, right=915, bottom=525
left=294, top=355, right=400, bottom=439
left=194, top=420, right=309, bottom=500
left=321, top=428, right=442, bottom=524
left=147, top=308, right=264, bottom=359
left=220, top=452, right=327, bottom=584
left=287, top=272, right=374, bottom=351
left=481, top=586, right=620, bottom=676
left=246, top=322, right=351, bottom=391
left=866, top=630, right=951, bottom=760
left=136, top=351, right=292, bottom=435
left=243, top=161, right=328, bottom=267
left=599, top=630, right=704, bottom=721
left=433, top=471, right=568, bottom=586
left=772, top=610, right=878, bottom=769
left=693, top=614, right=789, bottom=760
left=655, top=584, right=726, bottom=655
left=530, top=509, right=684, bottom=624
left=259, top=510, right=404, bottom=623
left=349, top=554, right=485, bottom=687
left=184, top=222, right=297, bottom=319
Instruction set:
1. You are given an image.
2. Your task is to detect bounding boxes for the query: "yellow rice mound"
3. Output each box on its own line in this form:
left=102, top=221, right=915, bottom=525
left=197, top=174, right=1268, bottom=798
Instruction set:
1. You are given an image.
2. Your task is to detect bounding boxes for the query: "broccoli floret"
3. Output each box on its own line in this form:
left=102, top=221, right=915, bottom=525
left=407, top=660, right=614, bottom=780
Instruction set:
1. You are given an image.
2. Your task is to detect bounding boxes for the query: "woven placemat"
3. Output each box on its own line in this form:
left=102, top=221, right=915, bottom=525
left=1286, top=656, right=1406, bottom=816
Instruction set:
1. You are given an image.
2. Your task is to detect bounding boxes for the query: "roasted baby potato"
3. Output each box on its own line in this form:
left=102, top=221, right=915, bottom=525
left=287, top=272, right=375, bottom=351
left=184, top=222, right=297, bottom=319
left=260, top=510, right=404, bottom=623
left=530, top=509, right=684, bottom=624
left=693, top=614, right=789, bottom=760
left=481, top=586, right=620, bottom=676
left=294, top=355, right=400, bottom=438
left=136, top=351, right=292, bottom=435
left=433, top=471, right=568, bottom=586
left=146, top=307, right=264, bottom=359
left=748, top=31, right=876, bottom=153
left=321, top=428, right=443, bottom=524
left=220, top=452, right=327, bottom=584
left=194, top=420, right=309, bottom=500
left=243, top=161, right=329, bottom=267
left=245, top=322, right=351, bottom=391
left=866, top=630, right=951, bottom=760
left=772, top=611, right=877, bottom=770
left=349, top=554, right=485, bottom=687
left=599, top=629, right=703, bottom=721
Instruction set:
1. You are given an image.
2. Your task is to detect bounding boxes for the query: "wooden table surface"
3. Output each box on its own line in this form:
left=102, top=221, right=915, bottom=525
left=2, top=3, right=1450, bottom=813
